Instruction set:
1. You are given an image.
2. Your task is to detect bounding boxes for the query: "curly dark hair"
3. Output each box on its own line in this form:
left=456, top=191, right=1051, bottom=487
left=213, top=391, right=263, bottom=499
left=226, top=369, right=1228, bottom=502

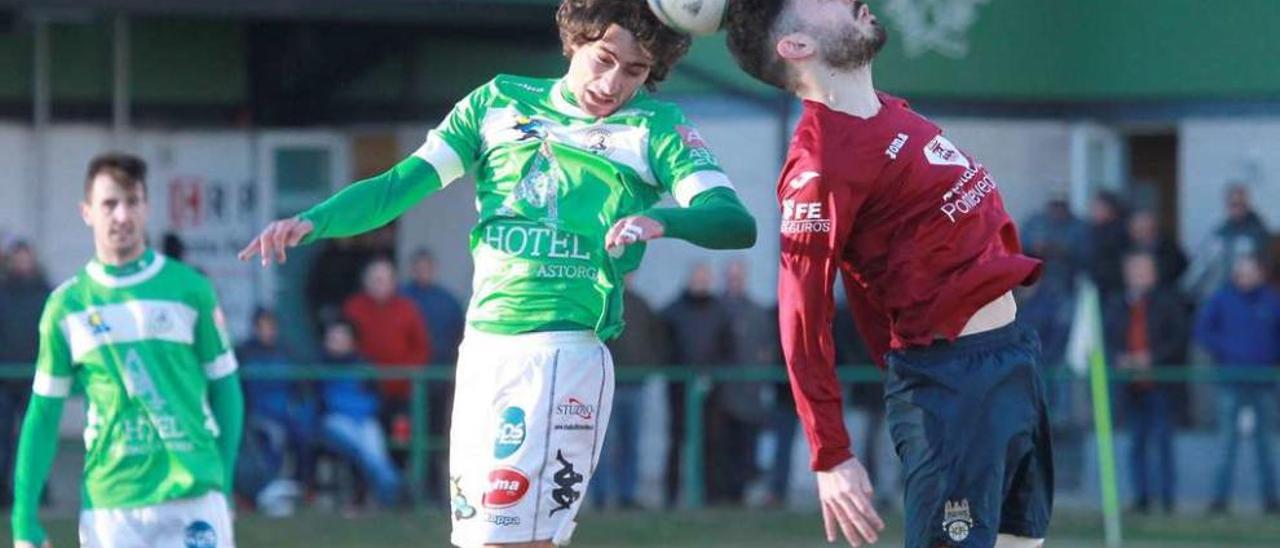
left=725, top=0, right=793, bottom=90
left=556, top=0, right=692, bottom=91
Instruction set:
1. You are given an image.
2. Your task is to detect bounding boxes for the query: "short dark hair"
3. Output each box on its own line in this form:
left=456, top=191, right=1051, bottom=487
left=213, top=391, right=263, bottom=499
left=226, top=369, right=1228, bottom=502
left=556, top=0, right=691, bottom=91
left=726, top=0, right=793, bottom=90
left=85, top=152, right=147, bottom=199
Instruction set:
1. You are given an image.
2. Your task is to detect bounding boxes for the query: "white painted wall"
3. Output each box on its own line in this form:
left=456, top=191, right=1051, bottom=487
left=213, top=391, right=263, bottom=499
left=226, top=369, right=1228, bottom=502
left=0, top=113, right=1084, bottom=327
left=1178, top=118, right=1280, bottom=251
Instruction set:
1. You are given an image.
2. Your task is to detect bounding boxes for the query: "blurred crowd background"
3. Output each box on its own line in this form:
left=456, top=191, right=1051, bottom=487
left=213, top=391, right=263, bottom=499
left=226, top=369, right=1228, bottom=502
left=1, top=0, right=1279, bottom=524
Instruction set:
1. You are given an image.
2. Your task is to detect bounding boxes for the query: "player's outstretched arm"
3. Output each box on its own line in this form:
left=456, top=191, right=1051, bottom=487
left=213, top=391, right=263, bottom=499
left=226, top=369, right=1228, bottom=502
left=817, top=456, right=884, bottom=546
left=11, top=395, right=64, bottom=548
left=238, top=156, right=445, bottom=265
left=209, top=373, right=244, bottom=494
left=606, top=187, right=756, bottom=251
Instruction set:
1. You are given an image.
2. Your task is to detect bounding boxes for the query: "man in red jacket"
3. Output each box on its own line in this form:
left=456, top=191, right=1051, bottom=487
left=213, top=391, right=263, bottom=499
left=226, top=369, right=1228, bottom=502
left=343, top=257, right=432, bottom=407
left=727, top=2, right=1050, bottom=547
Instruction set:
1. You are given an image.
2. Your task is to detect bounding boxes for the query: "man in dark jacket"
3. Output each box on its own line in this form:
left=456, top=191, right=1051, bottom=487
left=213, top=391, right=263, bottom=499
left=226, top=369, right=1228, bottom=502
left=1106, top=252, right=1189, bottom=514
left=1128, top=210, right=1188, bottom=287
left=661, top=263, right=735, bottom=506
left=592, top=276, right=667, bottom=509
left=0, top=241, right=50, bottom=507
left=1183, top=184, right=1272, bottom=301
left=1195, top=254, right=1280, bottom=514
left=1089, top=192, right=1132, bottom=302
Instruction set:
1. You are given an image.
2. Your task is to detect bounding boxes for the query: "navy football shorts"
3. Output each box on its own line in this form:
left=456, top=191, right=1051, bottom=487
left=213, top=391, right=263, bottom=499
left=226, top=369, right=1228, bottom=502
left=884, top=321, right=1053, bottom=547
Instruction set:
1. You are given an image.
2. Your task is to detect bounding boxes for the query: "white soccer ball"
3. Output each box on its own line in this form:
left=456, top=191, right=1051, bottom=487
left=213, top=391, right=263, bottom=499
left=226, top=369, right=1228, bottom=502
left=646, top=0, right=728, bottom=36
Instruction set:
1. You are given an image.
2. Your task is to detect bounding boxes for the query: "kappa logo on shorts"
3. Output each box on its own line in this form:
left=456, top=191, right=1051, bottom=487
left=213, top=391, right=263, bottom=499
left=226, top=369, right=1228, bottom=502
left=942, top=499, right=974, bottom=542
left=494, top=406, right=526, bottom=459
left=184, top=520, right=217, bottom=548
left=483, top=467, right=531, bottom=509
left=549, top=450, right=584, bottom=516
left=485, top=513, right=521, bottom=527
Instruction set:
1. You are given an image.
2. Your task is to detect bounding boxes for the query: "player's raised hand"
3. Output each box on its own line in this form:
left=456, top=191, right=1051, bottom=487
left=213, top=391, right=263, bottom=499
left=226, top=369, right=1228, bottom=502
left=604, top=215, right=664, bottom=255
left=816, top=456, right=884, bottom=546
left=238, top=217, right=314, bottom=266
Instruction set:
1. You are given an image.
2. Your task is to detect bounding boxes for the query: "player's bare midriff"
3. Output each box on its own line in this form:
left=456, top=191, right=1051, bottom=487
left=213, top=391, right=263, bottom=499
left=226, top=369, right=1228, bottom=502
left=955, top=290, right=1017, bottom=338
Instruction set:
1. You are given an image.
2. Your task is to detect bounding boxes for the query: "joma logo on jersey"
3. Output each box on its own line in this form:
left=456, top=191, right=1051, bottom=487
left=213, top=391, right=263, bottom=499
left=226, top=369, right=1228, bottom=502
left=885, top=133, right=909, bottom=160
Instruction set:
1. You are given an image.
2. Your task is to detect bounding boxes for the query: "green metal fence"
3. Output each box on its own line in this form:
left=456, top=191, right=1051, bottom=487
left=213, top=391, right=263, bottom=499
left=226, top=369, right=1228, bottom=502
left=1, top=364, right=1277, bottom=509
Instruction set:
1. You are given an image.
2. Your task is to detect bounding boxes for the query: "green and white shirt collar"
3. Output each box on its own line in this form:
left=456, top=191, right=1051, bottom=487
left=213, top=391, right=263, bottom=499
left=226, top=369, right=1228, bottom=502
left=85, top=248, right=166, bottom=288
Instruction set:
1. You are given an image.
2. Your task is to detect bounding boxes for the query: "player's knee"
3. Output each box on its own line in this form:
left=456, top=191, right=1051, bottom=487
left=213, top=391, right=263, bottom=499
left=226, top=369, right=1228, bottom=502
left=994, top=534, right=1044, bottom=548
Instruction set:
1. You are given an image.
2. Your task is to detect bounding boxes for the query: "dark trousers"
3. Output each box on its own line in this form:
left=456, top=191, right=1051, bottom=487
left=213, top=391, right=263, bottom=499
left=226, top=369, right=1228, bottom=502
left=1125, top=387, right=1176, bottom=508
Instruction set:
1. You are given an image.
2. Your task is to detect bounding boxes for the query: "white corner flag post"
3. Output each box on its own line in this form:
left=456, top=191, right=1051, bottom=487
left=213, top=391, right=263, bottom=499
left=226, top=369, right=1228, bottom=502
left=1067, top=278, right=1122, bottom=548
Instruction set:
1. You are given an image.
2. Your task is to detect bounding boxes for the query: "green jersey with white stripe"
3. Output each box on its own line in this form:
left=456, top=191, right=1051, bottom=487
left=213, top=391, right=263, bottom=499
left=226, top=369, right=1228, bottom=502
left=303, top=75, right=736, bottom=339
left=33, top=248, right=237, bottom=509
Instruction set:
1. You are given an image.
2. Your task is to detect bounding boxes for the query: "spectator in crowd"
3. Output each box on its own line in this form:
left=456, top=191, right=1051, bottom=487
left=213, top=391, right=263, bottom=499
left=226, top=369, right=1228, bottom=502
left=402, top=248, right=465, bottom=367
left=714, top=261, right=770, bottom=504
left=1183, top=184, right=1272, bottom=301
left=0, top=240, right=50, bottom=508
left=236, top=307, right=318, bottom=512
left=1195, top=254, right=1280, bottom=514
left=162, top=231, right=188, bottom=262
left=1125, top=209, right=1187, bottom=287
left=318, top=320, right=402, bottom=508
left=400, top=248, right=464, bottom=501
left=343, top=257, right=431, bottom=448
left=1106, top=252, right=1188, bottom=514
left=1022, top=195, right=1088, bottom=293
left=592, top=276, right=667, bottom=510
left=661, top=263, right=735, bottom=506
left=763, top=304, right=796, bottom=507
left=1088, top=191, right=1131, bottom=301
left=306, top=237, right=376, bottom=332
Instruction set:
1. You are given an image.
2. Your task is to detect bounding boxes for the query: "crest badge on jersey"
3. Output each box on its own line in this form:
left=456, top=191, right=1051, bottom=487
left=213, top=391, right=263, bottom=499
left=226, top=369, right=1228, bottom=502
left=923, top=135, right=971, bottom=169
left=584, top=127, right=614, bottom=155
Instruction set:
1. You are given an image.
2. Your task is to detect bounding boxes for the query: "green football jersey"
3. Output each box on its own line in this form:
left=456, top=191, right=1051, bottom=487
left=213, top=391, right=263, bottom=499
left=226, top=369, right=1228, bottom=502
left=33, top=248, right=237, bottom=509
left=306, top=75, right=735, bottom=339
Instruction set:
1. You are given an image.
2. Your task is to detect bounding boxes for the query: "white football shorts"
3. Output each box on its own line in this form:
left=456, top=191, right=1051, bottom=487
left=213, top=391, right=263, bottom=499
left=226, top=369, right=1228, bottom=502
left=449, top=329, right=614, bottom=547
left=79, top=491, right=234, bottom=548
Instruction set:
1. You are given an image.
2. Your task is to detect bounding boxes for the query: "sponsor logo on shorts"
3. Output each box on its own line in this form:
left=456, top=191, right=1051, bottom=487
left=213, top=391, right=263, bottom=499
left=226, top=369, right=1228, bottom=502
left=494, top=406, right=526, bottom=459
left=184, top=520, right=217, bottom=548
left=942, top=499, right=974, bottom=542
left=549, top=450, right=584, bottom=516
left=450, top=476, right=477, bottom=521
left=483, top=467, right=531, bottom=509
left=484, top=513, right=521, bottom=527
left=554, top=397, right=596, bottom=431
